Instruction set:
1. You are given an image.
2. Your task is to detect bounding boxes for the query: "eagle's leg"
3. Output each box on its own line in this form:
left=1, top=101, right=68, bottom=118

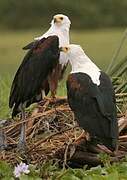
left=49, top=76, right=58, bottom=98
left=17, top=106, right=26, bottom=152
left=0, top=129, right=7, bottom=150
left=51, top=87, right=57, bottom=99
left=48, top=64, right=63, bottom=99
left=48, top=73, right=58, bottom=99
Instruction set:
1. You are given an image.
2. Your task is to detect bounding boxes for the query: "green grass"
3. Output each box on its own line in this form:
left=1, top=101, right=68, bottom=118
left=0, top=28, right=127, bottom=179
left=0, top=75, right=11, bottom=118
left=0, top=28, right=127, bottom=118
left=1, top=28, right=127, bottom=74
left=1, top=156, right=127, bottom=179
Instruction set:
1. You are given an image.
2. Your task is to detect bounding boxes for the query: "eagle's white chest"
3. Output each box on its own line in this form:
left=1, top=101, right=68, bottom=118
left=70, top=55, right=101, bottom=86
left=57, top=31, right=69, bottom=46
left=56, top=30, right=69, bottom=65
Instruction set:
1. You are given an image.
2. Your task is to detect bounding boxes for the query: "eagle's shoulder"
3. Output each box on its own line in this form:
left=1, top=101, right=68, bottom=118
left=22, top=35, right=59, bottom=51
left=67, top=72, right=94, bottom=91
left=67, top=73, right=82, bottom=91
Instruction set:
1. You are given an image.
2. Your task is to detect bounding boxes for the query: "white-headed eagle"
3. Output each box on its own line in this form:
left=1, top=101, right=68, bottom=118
left=60, top=44, right=118, bottom=152
left=9, top=14, right=70, bottom=151
left=23, top=14, right=71, bottom=97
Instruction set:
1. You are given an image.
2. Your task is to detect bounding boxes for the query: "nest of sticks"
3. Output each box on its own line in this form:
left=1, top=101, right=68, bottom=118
left=0, top=96, right=127, bottom=167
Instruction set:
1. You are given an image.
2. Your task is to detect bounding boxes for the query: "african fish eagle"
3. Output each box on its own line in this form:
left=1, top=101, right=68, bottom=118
left=9, top=35, right=60, bottom=151
left=23, top=14, right=71, bottom=97
left=60, top=44, right=118, bottom=152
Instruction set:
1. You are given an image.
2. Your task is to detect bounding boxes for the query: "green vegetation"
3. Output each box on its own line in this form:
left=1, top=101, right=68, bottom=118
left=0, top=28, right=127, bottom=179
left=0, top=75, right=11, bottom=118
left=1, top=28, right=127, bottom=74
left=1, top=1, right=127, bottom=179
left=1, top=156, right=127, bottom=179
left=0, top=28, right=127, bottom=118
left=0, top=0, right=127, bottom=29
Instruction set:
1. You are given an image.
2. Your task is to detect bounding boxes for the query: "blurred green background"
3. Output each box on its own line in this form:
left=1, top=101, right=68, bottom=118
left=0, top=0, right=127, bottom=29
left=0, top=0, right=127, bottom=118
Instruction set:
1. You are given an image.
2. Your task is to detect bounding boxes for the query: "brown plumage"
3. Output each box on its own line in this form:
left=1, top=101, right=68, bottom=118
left=9, top=35, right=60, bottom=151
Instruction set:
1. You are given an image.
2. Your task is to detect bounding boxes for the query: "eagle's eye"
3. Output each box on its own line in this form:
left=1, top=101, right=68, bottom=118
left=65, top=47, right=68, bottom=51
left=60, top=17, right=63, bottom=20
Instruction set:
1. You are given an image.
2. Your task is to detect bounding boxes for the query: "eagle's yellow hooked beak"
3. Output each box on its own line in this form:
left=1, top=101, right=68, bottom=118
left=60, top=47, right=70, bottom=53
left=54, top=16, right=63, bottom=24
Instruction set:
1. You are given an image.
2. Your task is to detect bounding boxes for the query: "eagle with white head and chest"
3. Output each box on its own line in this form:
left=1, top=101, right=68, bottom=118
left=23, top=14, right=71, bottom=97
left=60, top=44, right=118, bottom=152
left=9, top=14, right=70, bottom=151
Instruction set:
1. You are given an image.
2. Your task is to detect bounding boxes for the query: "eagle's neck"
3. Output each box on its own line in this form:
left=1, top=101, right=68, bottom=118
left=70, top=54, right=101, bottom=86
left=35, top=24, right=70, bottom=66
left=52, top=24, right=70, bottom=42
left=52, top=24, right=70, bottom=66
left=34, top=24, right=70, bottom=44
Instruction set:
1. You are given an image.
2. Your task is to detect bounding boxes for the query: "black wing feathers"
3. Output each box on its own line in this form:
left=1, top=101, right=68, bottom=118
left=9, top=36, right=59, bottom=116
left=22, top=38, right=46, bottom=50
left=67, top=72, right=118, bottom=150
left=67, top=72, right=116, bottom=121
left=22, top=41, right=36, bottom=50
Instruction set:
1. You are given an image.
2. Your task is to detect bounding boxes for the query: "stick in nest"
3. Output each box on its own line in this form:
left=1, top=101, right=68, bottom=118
left=28, top=125, right=77, bottom=153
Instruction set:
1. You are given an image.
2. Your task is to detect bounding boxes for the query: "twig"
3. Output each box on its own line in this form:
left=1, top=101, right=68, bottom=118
left=63, top=142, right=71, bottom=169
left=119, top=135, right=127, bottom=140
left=4, top=107, right=70, bottom=132
left=118, top=116, right=127, bottom=133
left=28, top=125, right=77, bottom=152
left=116, top=93, right=127, bottom=97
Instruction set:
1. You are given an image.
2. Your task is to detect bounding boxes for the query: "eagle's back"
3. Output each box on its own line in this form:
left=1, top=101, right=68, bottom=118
left=66, top=72, right=118, bottom=150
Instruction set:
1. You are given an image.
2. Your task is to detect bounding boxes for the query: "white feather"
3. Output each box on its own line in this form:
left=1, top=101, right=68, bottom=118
left=34, top=14, right=71, bottom=66
left=65, top=45, right=101, bottom=86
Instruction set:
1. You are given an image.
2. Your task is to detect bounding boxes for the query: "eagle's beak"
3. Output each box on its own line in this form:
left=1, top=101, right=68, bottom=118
left=54, top=17, right=61, bottom=24
left=60, top=47, right=69, bottom=53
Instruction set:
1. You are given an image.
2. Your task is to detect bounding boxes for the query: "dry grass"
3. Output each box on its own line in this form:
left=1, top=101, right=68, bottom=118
left=0, top=97, right=127, bottom=167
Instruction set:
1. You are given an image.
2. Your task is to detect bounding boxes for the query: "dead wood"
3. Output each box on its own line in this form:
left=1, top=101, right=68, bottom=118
left=0, top=96, right=127, bottom=167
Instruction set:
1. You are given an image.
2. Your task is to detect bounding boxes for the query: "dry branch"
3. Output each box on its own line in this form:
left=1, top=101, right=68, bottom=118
left=0, top=97, right=127, bottom=167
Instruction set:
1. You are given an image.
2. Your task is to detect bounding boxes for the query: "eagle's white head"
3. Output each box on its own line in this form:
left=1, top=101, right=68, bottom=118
left=60, top=44, right=85, bottom=59
left=60, top=44, right=101, bottom=85
left=35, top=14, right=71, bottom=66
left=51, top=14, right=71, bottom=29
